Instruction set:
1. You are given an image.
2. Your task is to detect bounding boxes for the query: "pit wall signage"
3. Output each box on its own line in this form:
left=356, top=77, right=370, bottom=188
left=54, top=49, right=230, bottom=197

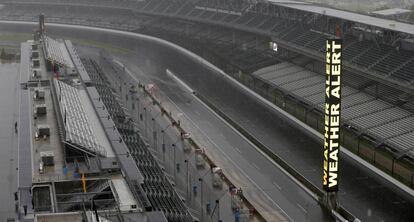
left=323, top=39, right=342, bottom=192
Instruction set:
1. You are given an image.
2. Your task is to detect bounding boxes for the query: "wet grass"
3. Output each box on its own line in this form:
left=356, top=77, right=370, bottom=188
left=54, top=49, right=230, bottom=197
left=0, top=32, right=32, bottom=42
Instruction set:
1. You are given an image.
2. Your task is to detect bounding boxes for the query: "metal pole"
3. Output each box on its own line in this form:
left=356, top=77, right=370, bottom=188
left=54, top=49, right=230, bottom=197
left=173, top=144, right=176, bottom=183
left=185, top=159, right=189, bottom=200
left=199, top=178, right=204, bottom=222
left=161, top=130, right=165, bottom=161
left=144, top=107, right=147, bottom=137
left=135, top=90, right=144, bottom=123
left=137, top=98, right=140, bottom=122
left=152, top=118, right=155, bottom=134
left=161, top=124, right=171, bottom=160
left=216, top=199, right=220, bottom=222
left=152, top=118, right=156, bottom=152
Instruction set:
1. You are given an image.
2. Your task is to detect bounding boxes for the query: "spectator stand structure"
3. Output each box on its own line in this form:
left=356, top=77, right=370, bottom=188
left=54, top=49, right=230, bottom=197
left=3, top=0, right=414, bottom=220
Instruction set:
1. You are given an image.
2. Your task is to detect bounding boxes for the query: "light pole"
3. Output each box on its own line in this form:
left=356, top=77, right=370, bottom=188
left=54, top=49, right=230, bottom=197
left=136, top=97, right=140, bottom=122
left=142, top=104, right=152, bottom=138
left=170, top=134, right=183, bottom=184
left=216, top=199, right=220, bottom=222
left=199, top=177, right=204, bottom=222
left=161, top=129, right=166, bottom=161
left=152, top=117, right=157, bottom=152
left=211, top=191, right=227, bottom=222
left=160, top=123, right=172, bottom=161
left=151, top=112, right=161, bottom=152
left=140, top=95, right=154, bottom=139
left=143, top=107, right=147, bottom=138
left=184, top=159, right=189, bottom=200
left=135, top=92, right=144, bottom=123
left=172, top=143, right=176, bottom=184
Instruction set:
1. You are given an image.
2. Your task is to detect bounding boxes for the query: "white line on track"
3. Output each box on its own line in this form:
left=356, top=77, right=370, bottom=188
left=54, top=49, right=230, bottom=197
left=7, top=18, right=409, bottom=213
left=167, top=71, right=297, bottom=221
left=273, top=181, right=282, bottom=190
left=117, top=61, right=288, bottom=214
left=297, top=203, right=307, bottom=214
left=175, top=77, right=320, bottom=201
left=252, top=163, right=261, bottom=170
left=208, top=56, right=414, bottom=198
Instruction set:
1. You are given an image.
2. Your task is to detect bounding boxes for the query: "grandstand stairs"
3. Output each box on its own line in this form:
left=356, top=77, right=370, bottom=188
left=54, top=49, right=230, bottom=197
left=56, top=180, right=113, bottom=212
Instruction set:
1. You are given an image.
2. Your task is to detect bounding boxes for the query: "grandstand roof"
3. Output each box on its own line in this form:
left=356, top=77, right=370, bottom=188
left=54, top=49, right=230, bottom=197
left=253, top=62, right=414, bottom=158
left=372, top=8, right=411, bottom=16
left=267, top=0, right=310, bottom=4
left=273, top=2, right=414, bottom=36
left=43, top=36, right=74, bottom=68
left=55, top=79, right=110, bottom=157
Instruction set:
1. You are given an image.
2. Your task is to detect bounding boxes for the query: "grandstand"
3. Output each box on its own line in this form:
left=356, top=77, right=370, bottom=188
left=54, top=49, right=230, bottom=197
left=54, top=78, right=108, bottom=157
left=82, top=58, right=193, bottom=222
left=17, top=21, right=196, bottom=219
left=43, top=36, right=74, bottom=69
left=254, top=61, right=414, bottom=159
left=2, top=0, right=411, bottom=192
left=1, top=0, right=413, bottom=83
left=2, top=0, right=414, bottom=220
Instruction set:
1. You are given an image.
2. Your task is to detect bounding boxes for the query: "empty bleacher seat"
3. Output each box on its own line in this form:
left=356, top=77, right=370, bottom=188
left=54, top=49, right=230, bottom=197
left=55, top=79, right=106, bottom=156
